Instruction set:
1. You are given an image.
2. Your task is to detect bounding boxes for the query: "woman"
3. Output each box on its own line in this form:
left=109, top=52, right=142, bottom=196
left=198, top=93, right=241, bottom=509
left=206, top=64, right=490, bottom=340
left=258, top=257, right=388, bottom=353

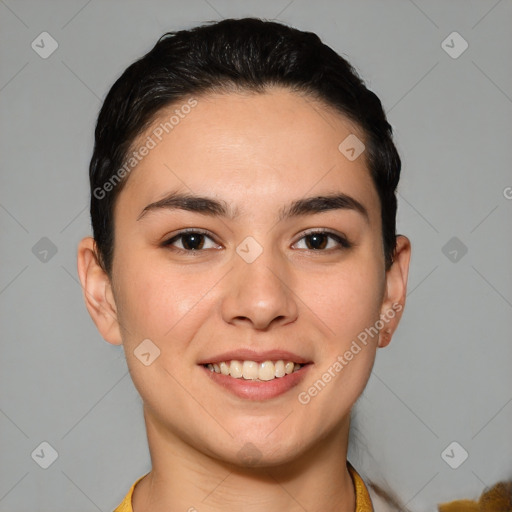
left=77, top=18, right=412, bottom=511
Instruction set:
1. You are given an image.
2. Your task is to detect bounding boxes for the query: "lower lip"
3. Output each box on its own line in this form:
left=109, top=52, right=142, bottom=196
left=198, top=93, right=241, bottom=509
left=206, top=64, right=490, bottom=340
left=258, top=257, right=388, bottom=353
left=200, top=364, right=312, bottom=401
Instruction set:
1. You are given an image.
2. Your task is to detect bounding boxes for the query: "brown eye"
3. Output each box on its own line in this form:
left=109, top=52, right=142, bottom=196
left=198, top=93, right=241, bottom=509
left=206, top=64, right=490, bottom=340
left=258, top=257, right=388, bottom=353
left=162, top=230, right=219, bottom=252
left=294, top=231, right=351, bottom=251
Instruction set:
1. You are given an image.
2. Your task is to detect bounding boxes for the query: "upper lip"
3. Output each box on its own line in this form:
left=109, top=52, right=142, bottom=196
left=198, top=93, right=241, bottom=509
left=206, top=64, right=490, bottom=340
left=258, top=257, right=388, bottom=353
left=197, top=349, right=312, bottom=365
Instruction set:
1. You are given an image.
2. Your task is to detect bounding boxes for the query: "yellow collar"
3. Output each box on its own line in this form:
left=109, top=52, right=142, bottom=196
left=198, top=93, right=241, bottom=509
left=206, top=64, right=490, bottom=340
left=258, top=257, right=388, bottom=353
left=348, top=461, right=374, bottom=511
left=114, top=461, right=373, bottom=511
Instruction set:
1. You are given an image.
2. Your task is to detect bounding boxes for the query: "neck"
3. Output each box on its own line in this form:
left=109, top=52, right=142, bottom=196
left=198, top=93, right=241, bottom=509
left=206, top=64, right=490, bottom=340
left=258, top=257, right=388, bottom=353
left=132, top=407, right=356, bottom=512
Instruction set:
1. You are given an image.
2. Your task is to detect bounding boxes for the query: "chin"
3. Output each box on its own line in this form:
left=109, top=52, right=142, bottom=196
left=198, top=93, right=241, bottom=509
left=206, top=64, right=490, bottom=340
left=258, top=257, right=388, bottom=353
left=209, top=432, right=308, bottom=469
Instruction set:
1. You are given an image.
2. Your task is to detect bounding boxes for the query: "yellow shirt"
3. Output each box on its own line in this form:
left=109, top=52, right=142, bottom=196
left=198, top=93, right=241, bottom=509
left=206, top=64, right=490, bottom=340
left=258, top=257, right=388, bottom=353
left=113, top=461, right=373, bottom=511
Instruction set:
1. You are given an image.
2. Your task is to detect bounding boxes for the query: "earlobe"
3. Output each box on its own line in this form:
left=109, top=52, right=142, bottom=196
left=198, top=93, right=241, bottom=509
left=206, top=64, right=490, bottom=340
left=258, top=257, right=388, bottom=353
left=378, top=235, right=411, bottom=348
left=76, top=237, right=123, bottom=346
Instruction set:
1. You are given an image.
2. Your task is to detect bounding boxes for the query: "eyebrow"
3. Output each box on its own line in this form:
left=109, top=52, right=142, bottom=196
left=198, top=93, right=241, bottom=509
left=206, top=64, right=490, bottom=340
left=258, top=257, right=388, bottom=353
left=137, top=190, right=369, bottom=223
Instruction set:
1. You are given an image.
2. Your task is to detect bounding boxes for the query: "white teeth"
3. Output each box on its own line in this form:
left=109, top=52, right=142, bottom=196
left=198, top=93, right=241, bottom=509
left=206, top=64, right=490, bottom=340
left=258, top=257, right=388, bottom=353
left=275, top=360, right=285, bottom=378
left=230, top=360, right=243, bottom=378
left=242, top=360, right=259, bottom=380
left=205, top=359, right=304, bottom=381
left=258, top=361, right=276, bottom=381
left=220, top=361, right=230, bottom=375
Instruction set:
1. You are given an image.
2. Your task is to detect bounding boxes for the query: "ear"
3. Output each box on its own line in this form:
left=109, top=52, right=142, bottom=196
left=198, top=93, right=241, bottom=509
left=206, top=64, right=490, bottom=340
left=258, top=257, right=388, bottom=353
left=378, top=235, right=411, bottom=348
left=77, top=236, right=122, bottom=345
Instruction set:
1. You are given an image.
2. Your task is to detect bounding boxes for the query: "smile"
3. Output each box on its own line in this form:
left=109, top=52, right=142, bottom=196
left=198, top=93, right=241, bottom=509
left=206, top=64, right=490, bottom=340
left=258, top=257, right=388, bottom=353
left=203, top=360, right=302, bottom=381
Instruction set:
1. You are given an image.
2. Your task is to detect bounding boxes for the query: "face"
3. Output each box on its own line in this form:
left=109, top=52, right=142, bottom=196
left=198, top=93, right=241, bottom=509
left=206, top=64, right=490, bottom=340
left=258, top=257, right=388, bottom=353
left=80, top=87, right=409, bottom=467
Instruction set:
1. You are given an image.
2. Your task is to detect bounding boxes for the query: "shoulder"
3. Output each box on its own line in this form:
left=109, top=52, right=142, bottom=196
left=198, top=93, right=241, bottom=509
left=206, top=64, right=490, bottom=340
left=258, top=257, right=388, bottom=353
left=113, top=473, right=149, bottom=512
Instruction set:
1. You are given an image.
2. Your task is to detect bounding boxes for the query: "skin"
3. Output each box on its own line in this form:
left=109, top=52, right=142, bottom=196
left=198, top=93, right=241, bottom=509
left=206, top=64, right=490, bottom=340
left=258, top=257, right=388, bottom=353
left=77, top=87, right=410, bottom=512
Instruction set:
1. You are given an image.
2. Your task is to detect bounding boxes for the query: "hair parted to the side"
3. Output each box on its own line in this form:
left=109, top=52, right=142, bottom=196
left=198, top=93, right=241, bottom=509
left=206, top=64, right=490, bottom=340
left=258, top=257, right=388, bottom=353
left=89, top=17, right=401, bottom=276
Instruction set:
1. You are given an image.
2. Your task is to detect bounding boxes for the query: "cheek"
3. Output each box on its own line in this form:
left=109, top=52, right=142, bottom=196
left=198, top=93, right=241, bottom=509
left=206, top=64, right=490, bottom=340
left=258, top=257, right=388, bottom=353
left=112, top=257, right=213, bottom=397
left=295, top=264, right=384, bottom=430
left=113, top=253, right=216, bottom=343
left=305, top=258, right=385, bottom=345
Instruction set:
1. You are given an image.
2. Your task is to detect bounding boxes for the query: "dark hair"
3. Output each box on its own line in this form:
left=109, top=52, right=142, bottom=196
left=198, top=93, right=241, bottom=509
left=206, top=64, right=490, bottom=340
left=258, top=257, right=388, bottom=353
left=89, top=17, right=401, bottom=276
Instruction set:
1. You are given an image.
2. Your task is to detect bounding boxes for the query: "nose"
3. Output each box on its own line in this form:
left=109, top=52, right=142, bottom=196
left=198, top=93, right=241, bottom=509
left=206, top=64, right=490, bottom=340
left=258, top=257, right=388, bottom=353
left=221, top=246, right=299, bottom=331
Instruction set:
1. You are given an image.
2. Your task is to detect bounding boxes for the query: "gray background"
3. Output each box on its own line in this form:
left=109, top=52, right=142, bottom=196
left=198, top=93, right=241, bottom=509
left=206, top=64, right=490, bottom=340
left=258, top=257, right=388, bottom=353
left=1, top=0, right=511, bottom=510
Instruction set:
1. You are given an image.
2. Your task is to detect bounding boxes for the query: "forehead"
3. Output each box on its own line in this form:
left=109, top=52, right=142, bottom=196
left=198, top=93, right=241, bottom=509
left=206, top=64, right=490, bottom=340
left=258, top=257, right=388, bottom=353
left=116, top=88, right=379, bottom=221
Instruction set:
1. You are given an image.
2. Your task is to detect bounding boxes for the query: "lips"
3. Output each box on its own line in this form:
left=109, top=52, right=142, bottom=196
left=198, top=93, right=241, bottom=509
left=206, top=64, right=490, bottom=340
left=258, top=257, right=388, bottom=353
left=200, top=362, right=312, bottom=400
left=197, top=348, right=313, bottom=400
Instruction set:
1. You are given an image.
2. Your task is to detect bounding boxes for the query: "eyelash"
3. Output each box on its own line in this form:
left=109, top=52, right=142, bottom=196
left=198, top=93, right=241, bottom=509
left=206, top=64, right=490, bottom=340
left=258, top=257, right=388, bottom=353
left=161, top=228, right=352, bottom=254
